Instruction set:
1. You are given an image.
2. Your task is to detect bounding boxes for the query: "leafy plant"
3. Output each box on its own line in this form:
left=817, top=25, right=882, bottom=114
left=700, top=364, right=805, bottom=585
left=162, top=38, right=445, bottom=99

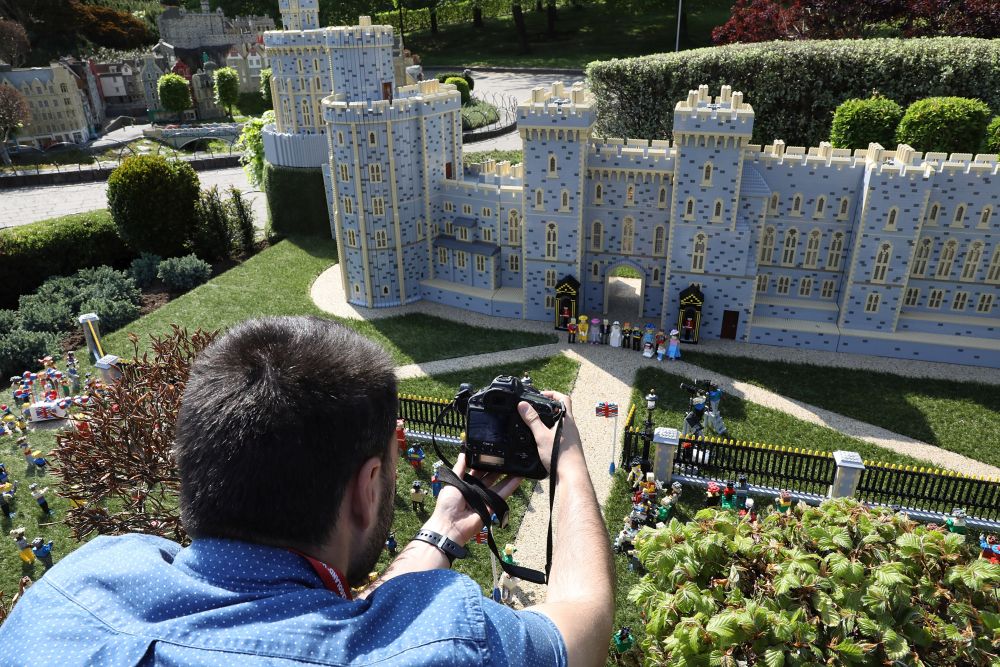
left=157, top=73, right=192, bottom=119
left=630, top=498, right=1000, bottom=666
left=0, top=327, right=60, bottom=381
left=235, top=110, right=274, bottom=188
left=829, top=94, right=904, bottom=150
left=157, top=254, right=212, bottom=293
left=226, top=186, right=256, bottom=254
left=213, top=66, right=240, bottom=118
left=895, top=97, right=993, bottom=154
left=192, top=186, right=236, bottom=262
left=444, top=76, right=471, bottom=105
left=259, top=67, right=273, bottom=109
left=986, top=116, right=1000, bottom=154
left=16, top=266, right=141, bottom=335
left=128, top=252, right=163, bottom=288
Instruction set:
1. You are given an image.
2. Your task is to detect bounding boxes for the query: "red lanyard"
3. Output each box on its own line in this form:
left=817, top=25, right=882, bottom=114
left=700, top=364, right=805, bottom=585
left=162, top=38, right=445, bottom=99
left=289, top=549, right=352, bottom=600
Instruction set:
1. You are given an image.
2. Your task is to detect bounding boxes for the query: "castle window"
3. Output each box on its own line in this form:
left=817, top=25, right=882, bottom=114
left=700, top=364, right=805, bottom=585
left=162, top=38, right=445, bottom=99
left=458, top=227, right=468, bottom=241
left=456, top=251, right=467, bottom=269
left=821, top=280, right=835, bottom=299
left=769, top=193, right=780, bottom=215
left=712, top=199, right=723, bottom=222
left=594, top=183, right=603, bottom=203
left=911, top=239, right=932, bottom=277
left=353, top=283, right=361, bottom=295
left=591, top=221, right=603, bottom=251
left=926, top=203, right=940, bottom=226
left=904, top=287, right=920, bottom=307
left=952, top=204, right=966, bottom=228
left=826, top=232, right=844, bottom=270
left=691, top=233, right=707, bottom=273
left=814, top=196, right=826, bottom=218
left=756, top=274, right=769, bottom=293
left=548, top=155, right=557, bottom=176
left=545, top=295, right=555, bottom=309
left=776, top=276, right=790, bottom=294
left=804, top=229, right=821, bottom=268
left=343, top=197, right=353, bottom=214
left=652, top=267, right=661, bottom=284
left=476, top=255, right=486, bottom=272
left=482, top=207, right=492, bottom=218
left=791, top=194, right=803, bottom=216
left=701, top=162, right=713, bottom=186
left=626, top=185, right=634, bottom=206
left=416, top=219, right=424, bottom=240
left=798, top=277, right=813, bottom=297
left=545, top=269, right=556, bottom=288
left=987, top=246, right=1000, bottom=283
left=545, top=224, right=557, bottom=260
left=508, top=210, right=521, bottom=245
left=592, top=262, right=600, bottom=278
left=339, top=164, right=349, bottom=181
left=444, top=201, right=454, bottom=212
left=60, top=83, right=67, bottom=93
left=760, top=226, right=776, bottom=264
left=885, top=208, right=898, bottom=231
left=509, top=254, right=520, bottom=272
left=382, top=286, right=390, bottom=296
left=482, top=227, right=493, bottom=242
left=781, top=228, right=799, bottom=266
left=961, top=241, right=983, bottom=281
left=445, top=221, right=454, bottom=235
left=621, top=217, right=635, bottom=254
left=979, top=206, right=993, bottom=229
left=978, top=293, right=995, bottom=313
left=927, top=289, right=944, bottom=309
left=347, top=229, right=357, bottom=247
left=653, top=226, right=666, bottom=256
left=373, top=197, right=385, bottom=216
left=560, top=190, right=569, bottom=211
left=463, top=204, right=472, bottom=215
left=935, top=240, right=958, bottom=278
left=369, top=163, right=382, bottom=182
left=864, top=292, right=880, bottom=313
left=368, top=131, right=376, bottom=146
left=375, top=230, right=388, bottom=249
left=684, top=198, right=695, bottom=220
left=872, top=243, right=891, bottom=283
left=952, top=291, right=968, bottom=311
left=658, top=187, right=667, bottom=208
left=535, top=189, right=543, bottom=209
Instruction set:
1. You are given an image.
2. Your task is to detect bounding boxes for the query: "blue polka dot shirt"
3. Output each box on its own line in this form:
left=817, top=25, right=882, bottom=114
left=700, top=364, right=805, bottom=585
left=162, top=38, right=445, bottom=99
left=0, top=534, right=567, bottom=666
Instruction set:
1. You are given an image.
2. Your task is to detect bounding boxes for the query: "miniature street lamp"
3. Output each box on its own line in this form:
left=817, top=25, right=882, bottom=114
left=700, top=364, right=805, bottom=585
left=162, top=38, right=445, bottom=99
left=641, top=390, right=657, bottom=466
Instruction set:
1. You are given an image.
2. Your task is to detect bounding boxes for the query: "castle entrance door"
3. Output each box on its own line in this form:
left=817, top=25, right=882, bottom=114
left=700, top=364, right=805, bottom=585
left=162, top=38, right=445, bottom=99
left=603, top=264, right=644, bottom=321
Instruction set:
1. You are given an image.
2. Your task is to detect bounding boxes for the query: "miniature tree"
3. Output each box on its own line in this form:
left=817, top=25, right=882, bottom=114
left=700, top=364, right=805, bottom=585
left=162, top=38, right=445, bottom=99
left=213, top=66, right=240, bottom=119
left=51, top=326, right=219, bottom=544
left=258, top=67, right=273, bottom=109
left=0, top=83, right=29, bottom=166
left=986, top=116, right=1000, bottom=154
left=0, top=19, right=30, bottom=67
left=235, top=110, right=274, bottom=187
left=895, top=97, right=992, bottom=154
left=829, top=94, right=904, bottom=150
left=157, top=72, right=192, bottom=121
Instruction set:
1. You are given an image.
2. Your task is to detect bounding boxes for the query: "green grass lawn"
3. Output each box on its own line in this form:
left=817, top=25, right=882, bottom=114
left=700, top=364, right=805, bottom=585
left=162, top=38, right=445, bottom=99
left=461, top=99, right=500, bottom=131
left=406, top=0, right=734, bottom=69
left=464, top=149, right=523, bottom=165
left=683, top=351, right=1000, bottom=470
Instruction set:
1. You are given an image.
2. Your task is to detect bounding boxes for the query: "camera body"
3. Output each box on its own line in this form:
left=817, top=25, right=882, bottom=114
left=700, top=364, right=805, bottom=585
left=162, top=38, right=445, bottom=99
left=680, top=379, right=716, bottom=397
left=459, top=375, right=563, bottom=479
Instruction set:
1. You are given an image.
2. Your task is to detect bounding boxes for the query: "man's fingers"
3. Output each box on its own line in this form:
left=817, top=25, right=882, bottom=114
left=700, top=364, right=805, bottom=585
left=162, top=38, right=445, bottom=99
left=452, top=452, right=467, bottom=477
left=517, top=401, right=551, bottom=438
left=490, top=475, right=523, bottom=501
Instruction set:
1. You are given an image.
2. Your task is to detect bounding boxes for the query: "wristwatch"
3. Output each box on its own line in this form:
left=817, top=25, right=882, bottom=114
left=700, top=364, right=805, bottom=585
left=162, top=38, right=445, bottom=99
left=413, top=529, right=468, bottom=564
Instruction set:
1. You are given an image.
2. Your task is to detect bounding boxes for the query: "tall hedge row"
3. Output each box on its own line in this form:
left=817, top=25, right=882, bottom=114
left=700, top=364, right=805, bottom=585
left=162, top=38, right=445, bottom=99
left=262, top=161, right=331, bottom=239
left=587, top=38, right=1000, bottom=149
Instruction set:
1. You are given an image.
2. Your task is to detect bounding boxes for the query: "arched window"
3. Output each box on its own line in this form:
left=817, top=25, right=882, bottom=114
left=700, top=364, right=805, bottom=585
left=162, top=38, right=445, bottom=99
left=756, top=274, right=769, bottom=293
left=702, top=162, right=713, bottom=185
left=776, top=276, right=790, bottom=294
left=911, top=239, right=932, bottom=277
left=658, top=187, right=667, bottom=208
left=685, top=198, right=695, bottom=219
left=369, top=163, right=382, bottom=182
left=372, top=197, right=384, bottom=216
left=814, top=196, right=826, bottom=218
left=791, top=194, right=803, bottom=216
left=368, top=131, right=376, bottom=146
left=952, top=204, right=966, bottom=227
left=625, top=184, right=634, bottom=206
left=838, top=197, right=850, bottom=219
left=374, top=230, right=388, bottom=249
left=760, top=226, right=776, bottom=265
left=804, top=229, right=821, bottom=268
left=927, top=203, right=940, bottom=226
left=342, top=197, right=353, bottom=214
left=509, top=254, right=520, bottom=272
left=621, top=217, right=635, bottom=254
left=346, top=229, right=357, bottom=247
left=592, top=262, right=600, bottom=278
left=927, top=289, right=944, bottom=309
left=781, top=228, right=799, bottom=265
left=769, top=193, right=780, bottom=214
left=545, top=224, right=557, bottom=259
left=337, top=131, right=344, bottom=145
left=712, top=199, right=723, bottom=221
left=535, top=189, right=543, bottom=209
left=872, top=243, right=891, bottom=283
left=988, top=246, right=1000, bottom=283
left=591, top=221, right=603, bottom=251
left=691, top=233, right=706, bottom=272
left=653, top=226, right=666, bottom=256
left=548, top=155, right=557, bottom=176
left=594, top=183, right=603, bottom=203
left=980, top=206, right=993, bottom=228
left=865, top=292, right=881, bottom=313
left=438, top=247, right=447, bottom=265
left=935, top=240, right=958, bottom=278
left=560, top=190, right=569, bottom=210
left=652, top=267, right=661, bottom=283
left=507, top=210, right=521, bottom=245
left=961, top=241, right=983, bottom=281
left=885, top=208, right=898, bottom=231
left=826, top=232, right=844, bottom=270
left=798, top=277, right=813, bottom=297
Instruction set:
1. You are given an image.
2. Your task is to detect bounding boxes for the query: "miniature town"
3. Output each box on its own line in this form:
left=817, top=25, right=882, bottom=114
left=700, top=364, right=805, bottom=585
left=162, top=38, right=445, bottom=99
left=1, top=0, right=999, bottom=662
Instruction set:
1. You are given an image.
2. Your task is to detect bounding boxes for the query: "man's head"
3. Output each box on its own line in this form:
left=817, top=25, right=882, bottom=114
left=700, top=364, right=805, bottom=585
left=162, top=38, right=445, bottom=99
left=174, top=316, right=397, bottom=583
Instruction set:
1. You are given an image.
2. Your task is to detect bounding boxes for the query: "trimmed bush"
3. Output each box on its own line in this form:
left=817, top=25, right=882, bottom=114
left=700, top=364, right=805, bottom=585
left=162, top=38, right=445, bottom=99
left=129, top=253, right=163, bottom=288
left=17, top=266, right=141, bottom=335
left=261, top=161, right=330, bottom=239
left=988, top=116, right=1000, bottom=154
left=107, top=155, right=201, bottom=257
left=436, top=71, right=474, bottom=91
left=192, top=186, right=236, bottom=262
left=0, top=211, right=133, bottom=309
left=158, top=254, right=212, bottom=293
left=0, top=328, right=60, bottom=382
left=445, top=76, right=471, bottom=105
left=829, top=95, right=904, bottom=150
left=895, top=97, right=993, bottom=153
left=587, top=38, right=1000, bottom=149
left=227, top=186, right=257, bottom=254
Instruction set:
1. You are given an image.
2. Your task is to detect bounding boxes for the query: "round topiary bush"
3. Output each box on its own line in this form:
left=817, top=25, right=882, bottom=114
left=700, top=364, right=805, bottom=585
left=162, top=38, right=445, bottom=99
left=895, top=97, right=992, bottom=154
left=157, top=254, right=212, bottom=293
left=829, top=95, right=904, bottom=150
left=986, top=116, right=1000, bottom=154
left=128, top=253, right=163, bottom=288
left=444, top=76, right=471, bottom=105
left=436, top=71, right=474, bottom=91
left=107, top=155, right=201, bottom=257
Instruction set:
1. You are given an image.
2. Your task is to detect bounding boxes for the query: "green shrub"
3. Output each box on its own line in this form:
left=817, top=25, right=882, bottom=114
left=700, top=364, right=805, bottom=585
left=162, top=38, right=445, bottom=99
left=259, top=68, right=273, bottom=109
left=236, top=110, right=274, bottom=188
left=895, top=97, right=993, bottom=153
left=158, top=254, right=212, bottom=293
left=630, top=498, right=998, bottom=665
left=444, top=76, right=471, bottom=105
left=984, top=115, right=1000, bottom=153
left=17, top=266, right=141, bottom=335
left=0, top=328, right=60, bottom=381
left=227, top=186, right=257, bottom=254
left=587, top=38, right=1000, bottom=149
left=107, top=155, right=201, bottom=257
left=829, top=95, right=904, bottom=149
left=192, top=186, right=236, bottom=262
left=436, top=71, right=474, bottom=91
left=129, top=252, right=163, bottom=288
left=0, top=309, right=18, bottom=331
left=17, top=292, right=75, bottom=334
left=261, top=161, right=330, bottom=239
left=158, top=73, right=191, bottom=118
left=0, top=210, right=133, bottom=309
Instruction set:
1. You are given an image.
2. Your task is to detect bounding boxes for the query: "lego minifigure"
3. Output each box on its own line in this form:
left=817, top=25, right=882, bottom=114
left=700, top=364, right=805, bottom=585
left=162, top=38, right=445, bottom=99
left=681, top=396, right=706, bottom=437
left=28, top=483, right=52, bottom=516
left=609, top=321, right=622, bottom=347
left=704, top=381, right=728, bottom=436
left=621, top=323, right=631, bottom=349
left=406, top=444, right=425, bottom=470
left=9, top=527, right=34, bottom=564
left=31, top=451, right=48, bottom=476
left=385, top=532, right=397, bottom=557
left=777, top=490, right=793, bottom=514
left=559, top=304, right=571, bottom=329
left=577, top=315, right=589, bottom=343
left=735, top=474, right=749, bottom=508
left=0, top=463, right=7, bottom=484
left=641, top=325, right=655, bottom=358
left=68, top=367, right=81, bottom=394
left=601, top=318, right=610, bottom=345
left=0, top=479, right=17, bottom=519
left=738, top=498, right=757, bottom=522
left=720, top=480, right=738, bottom=510
left=395, top=419, right=407, bottom=454
left=641, top=472, right=658, bottom=498
left=612, top=626, right=634, bottom=653
left=501, top=543, right=518, bottom=566
left=410, top=481, right=427, bottom=512
left=706, top=481, right=721, bottom=503
left=980, top=534, right=1000, bottom=564
left=430, top=460, right=445, bottom=498
left=20, top=439, right=33, bottom=467
left=654, top=330, right=667, bottom=361
left=946, top=508, right=967, bottom=535
left=590, top=318, right=600, bottom=344
left=613, top=519, right=639, bottom=554
left=499, top=571, right=520, bottom=605
left=682, top=314, right=695, bottom=342
left=626, top=458, right=644, bottom=491
left=66, top=350, right=77, bottom=371
left=630, top=325, right=642, bottom=351
left=566, top=320, right=577, bottom=343
left=657, top=481, right=682, bottom=522
left=30, top=537, right=54, bottom=568
left=667, top=329, right=681, bottom=360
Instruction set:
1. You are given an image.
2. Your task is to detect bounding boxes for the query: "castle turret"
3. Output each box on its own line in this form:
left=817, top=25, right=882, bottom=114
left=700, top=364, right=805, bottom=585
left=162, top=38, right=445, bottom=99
left=278, top=0, right=319, bottom=31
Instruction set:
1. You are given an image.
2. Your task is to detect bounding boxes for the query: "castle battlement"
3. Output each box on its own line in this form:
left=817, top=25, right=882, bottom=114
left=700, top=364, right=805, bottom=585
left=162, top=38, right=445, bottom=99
left=263, top=29, right=326, bottom=48
left=586, top=138, right=674, bottom=171
left=322, top=82, right=460, bottom=122
left=517, top=82, right=593, bottom=128
left=672, top=85, right=754, bottom=137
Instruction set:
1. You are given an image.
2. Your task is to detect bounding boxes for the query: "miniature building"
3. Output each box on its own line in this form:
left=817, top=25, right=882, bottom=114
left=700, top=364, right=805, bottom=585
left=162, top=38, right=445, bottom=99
left=0, top=62, right=94, bottom=147
left=263, top=15, right=1000, bottom=368
left=190, top=59, right=225, bottom=120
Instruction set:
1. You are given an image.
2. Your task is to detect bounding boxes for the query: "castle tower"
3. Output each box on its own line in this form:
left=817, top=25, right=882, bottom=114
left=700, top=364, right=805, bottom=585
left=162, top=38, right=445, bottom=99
left=518, top=82, right=594, bottom=321
left=325, top=18, right=395, bottom=104
left=278, top=0, right=319, bottom=31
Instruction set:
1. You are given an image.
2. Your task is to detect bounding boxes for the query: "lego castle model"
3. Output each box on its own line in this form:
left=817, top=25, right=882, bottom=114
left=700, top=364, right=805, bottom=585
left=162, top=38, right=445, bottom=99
left=262, top=8, right=1000, bottom=368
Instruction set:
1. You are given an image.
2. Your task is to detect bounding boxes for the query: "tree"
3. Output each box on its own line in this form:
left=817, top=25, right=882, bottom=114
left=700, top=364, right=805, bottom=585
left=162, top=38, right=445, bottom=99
left=0, top=83, right=29, bottom=167
left=0, top=19, right=29, bottom=67
left=213, top=66, right=240, bottom=119
left=158, top=73, right=192, bottom=120
left=77, top=4, right=154, bottom=51
left=712, top=0, right=805, bottom=44
left=235, top=110, right=274, bottom=187
left=512, top=0, right=530, bottom=52
left=546, top=0, right=557, bottom=38
left=259, top=67, right=273, bottom=109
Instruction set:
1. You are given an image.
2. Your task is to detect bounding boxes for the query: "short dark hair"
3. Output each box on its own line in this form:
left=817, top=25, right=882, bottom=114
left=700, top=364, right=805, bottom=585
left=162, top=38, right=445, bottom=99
left=174, top=316, right=397, bottom=547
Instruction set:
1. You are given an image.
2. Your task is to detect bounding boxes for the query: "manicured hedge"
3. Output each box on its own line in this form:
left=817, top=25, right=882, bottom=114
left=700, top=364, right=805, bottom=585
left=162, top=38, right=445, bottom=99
left=0, top=211, right=134, bottom=309
left=587, top=38, right=1000, bottom=149
left=262, top=161, right=331, bottom=239
left=895, top=97, right=992, bottom=154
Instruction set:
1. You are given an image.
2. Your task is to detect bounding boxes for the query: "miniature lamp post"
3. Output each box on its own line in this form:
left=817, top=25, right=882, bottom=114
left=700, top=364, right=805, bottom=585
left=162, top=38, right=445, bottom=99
left=595, top=401, right=619, bottom=475
left=642, top=390, right=657, bottom=467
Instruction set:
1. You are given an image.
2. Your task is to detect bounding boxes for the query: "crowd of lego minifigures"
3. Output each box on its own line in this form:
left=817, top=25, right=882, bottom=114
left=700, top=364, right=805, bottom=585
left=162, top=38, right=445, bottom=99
left=565, top=316, right=682, bottom=362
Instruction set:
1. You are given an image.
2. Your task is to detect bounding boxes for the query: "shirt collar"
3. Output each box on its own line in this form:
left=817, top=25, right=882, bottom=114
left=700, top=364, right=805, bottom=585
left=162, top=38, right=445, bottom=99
left=173, top=538, right=336, bottom=593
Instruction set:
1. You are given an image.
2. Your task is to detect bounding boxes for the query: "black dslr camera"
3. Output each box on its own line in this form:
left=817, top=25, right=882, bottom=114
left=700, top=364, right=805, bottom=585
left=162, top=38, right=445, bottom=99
left=680, top=379, right=715, bottom=397
left=456, top=375, right=564, bottom=479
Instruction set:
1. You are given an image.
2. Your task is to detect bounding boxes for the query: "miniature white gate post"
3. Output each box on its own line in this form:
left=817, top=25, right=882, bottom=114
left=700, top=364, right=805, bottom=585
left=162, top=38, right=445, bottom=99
left=830, top=450, right=866, bottom=498
left=652, top=427, right=680, bottom=484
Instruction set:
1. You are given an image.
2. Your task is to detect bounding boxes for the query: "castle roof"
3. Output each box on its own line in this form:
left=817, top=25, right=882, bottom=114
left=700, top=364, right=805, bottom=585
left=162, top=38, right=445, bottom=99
left=451, top=216, right=477, bottom=229
left=739, top=163, right=771, bottom=198
left=0, top=66, right=54, bottom=87
left=433, top=236, right=500, bottom=256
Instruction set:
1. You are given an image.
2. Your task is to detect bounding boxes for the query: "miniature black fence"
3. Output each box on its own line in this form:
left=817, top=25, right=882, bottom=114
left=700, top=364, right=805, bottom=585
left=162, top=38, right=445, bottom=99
left=856, top=462, right=1000, bottom=522
left=397, top=394, right=464, bottom=439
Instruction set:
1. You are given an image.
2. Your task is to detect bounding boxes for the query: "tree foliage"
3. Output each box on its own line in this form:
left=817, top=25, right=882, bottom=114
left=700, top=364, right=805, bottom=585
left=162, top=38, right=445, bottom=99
left=77, top=3, right=153, bottom=51
left=986, top=116, right=1000, bottom=154
left=0, top=83, right=30, bottom=166
left=213, top=66, right=240, bottom=118
left=829, top=94, right=904, bottom=150
left=0, top=19, right=30, bottom=66
left=259, top=67, right=272, bottom=109
left=235, top=109, right=274, bottom=188
left=630, top=498, right=1000, bottom=666
left=158, top=73, right=192, bottom=118
left=895, top=97, right=992, bottom=154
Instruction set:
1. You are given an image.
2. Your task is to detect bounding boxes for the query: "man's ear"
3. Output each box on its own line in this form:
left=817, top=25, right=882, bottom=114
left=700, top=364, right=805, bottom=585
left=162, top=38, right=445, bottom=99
left=346, top=456, right=382, bottom=531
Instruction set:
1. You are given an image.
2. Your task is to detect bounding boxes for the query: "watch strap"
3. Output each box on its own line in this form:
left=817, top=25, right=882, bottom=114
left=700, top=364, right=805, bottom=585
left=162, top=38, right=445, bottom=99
left=413, top=529, right=468, bottom=564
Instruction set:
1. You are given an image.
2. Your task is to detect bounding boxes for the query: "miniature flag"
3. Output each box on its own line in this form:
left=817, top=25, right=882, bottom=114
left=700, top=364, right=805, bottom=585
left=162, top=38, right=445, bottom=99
left=595, top=401, right=618, bottom=418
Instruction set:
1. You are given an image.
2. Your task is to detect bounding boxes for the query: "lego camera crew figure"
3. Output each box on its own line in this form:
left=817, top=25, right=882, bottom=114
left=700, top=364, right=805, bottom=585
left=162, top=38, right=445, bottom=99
left=946, top=508, right=966, bottom=535
left=680, top=379, right=728, bottom=437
